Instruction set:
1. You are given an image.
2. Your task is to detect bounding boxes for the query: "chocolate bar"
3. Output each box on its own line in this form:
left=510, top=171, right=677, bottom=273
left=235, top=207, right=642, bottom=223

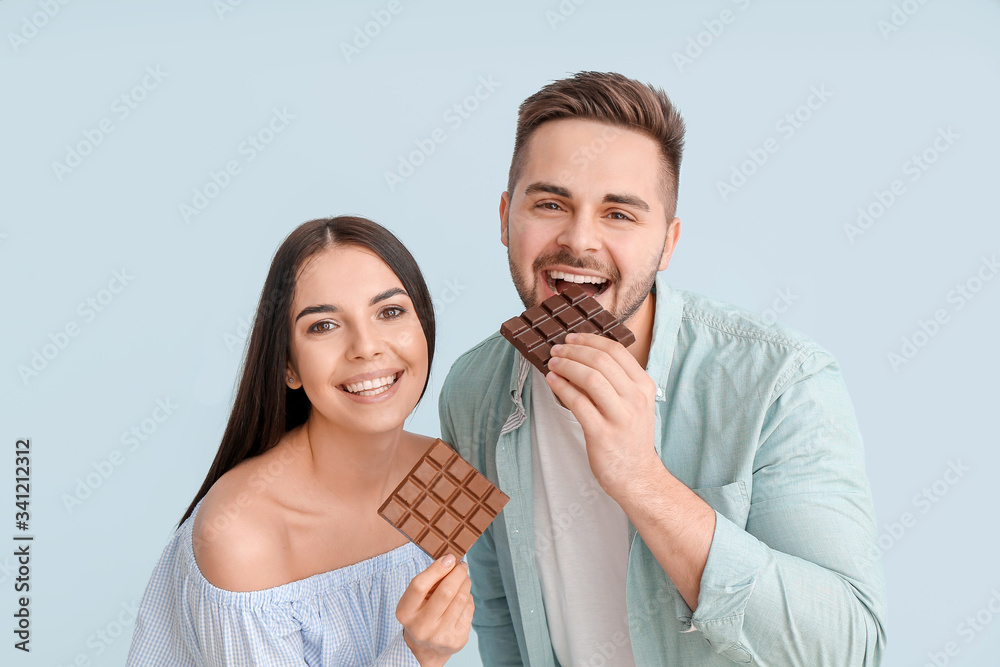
left=499, top=283, right=636, bottom=375
left=378, top=439, right=509, bottom=560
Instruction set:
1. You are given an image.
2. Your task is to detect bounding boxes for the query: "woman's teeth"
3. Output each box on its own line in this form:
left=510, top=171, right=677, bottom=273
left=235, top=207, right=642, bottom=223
left=343, top=373, right=398, bottom=396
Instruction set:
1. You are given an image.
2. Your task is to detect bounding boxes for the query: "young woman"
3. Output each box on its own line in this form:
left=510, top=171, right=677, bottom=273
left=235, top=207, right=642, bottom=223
left=127, top=217, right=473, bottom=666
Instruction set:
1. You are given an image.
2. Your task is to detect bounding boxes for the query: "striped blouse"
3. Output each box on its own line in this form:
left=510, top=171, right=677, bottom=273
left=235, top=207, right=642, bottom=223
left=127, top=502, right=433, bottom=666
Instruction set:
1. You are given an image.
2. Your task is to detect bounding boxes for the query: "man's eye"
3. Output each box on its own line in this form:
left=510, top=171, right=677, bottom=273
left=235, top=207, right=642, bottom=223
left=538, top=202, right=562, bottom=211
left=309, top=321, right=336, bottom=333
left=608, top=211, right=633, bottom=221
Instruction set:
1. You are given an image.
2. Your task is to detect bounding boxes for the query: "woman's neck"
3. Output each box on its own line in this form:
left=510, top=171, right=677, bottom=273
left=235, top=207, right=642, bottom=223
left=298, top=416, right=410, bottom=507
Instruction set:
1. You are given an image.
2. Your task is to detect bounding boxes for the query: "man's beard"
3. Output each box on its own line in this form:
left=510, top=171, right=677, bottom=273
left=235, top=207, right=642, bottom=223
left=507, top=246, right=661, bottom=325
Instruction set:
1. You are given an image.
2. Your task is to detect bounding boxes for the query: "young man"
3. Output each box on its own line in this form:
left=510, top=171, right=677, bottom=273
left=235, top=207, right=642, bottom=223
left=439, top=72, right=886, bottom=666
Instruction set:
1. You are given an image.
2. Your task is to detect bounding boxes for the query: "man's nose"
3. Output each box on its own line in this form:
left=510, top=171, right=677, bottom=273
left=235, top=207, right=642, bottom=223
left=556, top=211, right=603, bottom=255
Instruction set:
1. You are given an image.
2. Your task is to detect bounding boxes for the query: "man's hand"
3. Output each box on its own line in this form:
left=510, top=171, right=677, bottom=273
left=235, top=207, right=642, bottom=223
left=545, top=332, right=660, bottom=498
left=546, top=331, right=716, bottom=611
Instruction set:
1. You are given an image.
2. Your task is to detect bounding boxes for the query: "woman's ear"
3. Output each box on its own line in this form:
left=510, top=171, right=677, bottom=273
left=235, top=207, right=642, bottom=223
left=285, top=364, right=301, bottom=390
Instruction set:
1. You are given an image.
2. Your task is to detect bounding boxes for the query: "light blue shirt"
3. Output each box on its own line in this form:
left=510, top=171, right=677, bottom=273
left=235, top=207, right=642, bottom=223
left=439, top=274, right=888, bottom=666
left=127, top=501, right=433, bottom=666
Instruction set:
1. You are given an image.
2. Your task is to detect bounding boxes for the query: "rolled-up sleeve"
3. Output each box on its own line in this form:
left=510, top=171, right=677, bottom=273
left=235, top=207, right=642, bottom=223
left=688, top=352, right=887, bottom=665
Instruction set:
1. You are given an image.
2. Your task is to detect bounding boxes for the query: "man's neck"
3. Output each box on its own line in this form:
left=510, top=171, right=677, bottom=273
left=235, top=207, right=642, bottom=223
left=625, top=290, right=656, bottom=371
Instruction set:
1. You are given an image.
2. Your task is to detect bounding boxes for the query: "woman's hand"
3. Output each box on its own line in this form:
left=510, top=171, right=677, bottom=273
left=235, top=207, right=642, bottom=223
left=396, top=554, right=474, bottom=666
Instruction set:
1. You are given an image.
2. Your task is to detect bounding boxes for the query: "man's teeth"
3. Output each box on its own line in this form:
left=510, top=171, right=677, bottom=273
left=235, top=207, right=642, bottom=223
left=549, top=270, right=607, bottom=285
left=344, top=373, right=398, bottom=396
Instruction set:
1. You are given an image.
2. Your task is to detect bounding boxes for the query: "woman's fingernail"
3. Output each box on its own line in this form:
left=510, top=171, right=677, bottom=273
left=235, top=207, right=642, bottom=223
left=551, top=344, right=562, bottom=354
left=442, top=554, right=455, bottom=568
left=461, top=561, right=469, bottom=570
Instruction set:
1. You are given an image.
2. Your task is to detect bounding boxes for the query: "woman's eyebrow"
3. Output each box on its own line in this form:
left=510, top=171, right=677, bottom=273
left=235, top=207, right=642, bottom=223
left=294, top=288, right=409, bottom=322
left=370, top=287, right=408, bottom=305
left=295, top=304, right=338, bottom=322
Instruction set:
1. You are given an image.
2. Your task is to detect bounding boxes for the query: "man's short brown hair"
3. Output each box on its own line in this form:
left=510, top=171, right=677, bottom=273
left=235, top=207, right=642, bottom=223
left=507, top=71, right=686, bottom=217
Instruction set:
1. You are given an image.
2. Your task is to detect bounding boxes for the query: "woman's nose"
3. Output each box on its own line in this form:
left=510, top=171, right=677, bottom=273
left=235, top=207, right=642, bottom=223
left=346, top=320, right=386, bottom=360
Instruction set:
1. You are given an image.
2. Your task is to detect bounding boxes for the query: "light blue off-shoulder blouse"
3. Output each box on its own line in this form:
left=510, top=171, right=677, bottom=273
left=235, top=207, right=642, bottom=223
left=126, top=501, right=434, bottom=666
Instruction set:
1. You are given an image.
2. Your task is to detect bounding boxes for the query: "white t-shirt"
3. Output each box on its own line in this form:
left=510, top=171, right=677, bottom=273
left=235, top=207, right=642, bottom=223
left=530, top=368, right=636, bottom=667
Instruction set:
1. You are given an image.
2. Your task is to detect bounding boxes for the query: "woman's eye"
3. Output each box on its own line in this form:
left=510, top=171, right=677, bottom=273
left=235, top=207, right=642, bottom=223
left=308, top=321, right=336, bottom=333
left=381, top=306, right=406, bottom=319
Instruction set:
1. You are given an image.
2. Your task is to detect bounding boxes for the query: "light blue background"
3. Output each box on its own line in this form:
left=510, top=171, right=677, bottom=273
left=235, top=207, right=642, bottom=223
left=2, top=1, right=999, bottom=665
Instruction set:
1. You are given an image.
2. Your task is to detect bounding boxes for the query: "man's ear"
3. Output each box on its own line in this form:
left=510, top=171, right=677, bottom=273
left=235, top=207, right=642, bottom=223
left=658, top=217, right=681, bottom=271
left=499, top=191, right=511, bottom=248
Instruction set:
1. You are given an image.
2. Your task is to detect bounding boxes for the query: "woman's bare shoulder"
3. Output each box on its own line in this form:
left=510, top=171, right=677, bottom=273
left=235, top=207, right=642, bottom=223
left=191, top=445, right=304, bottom=592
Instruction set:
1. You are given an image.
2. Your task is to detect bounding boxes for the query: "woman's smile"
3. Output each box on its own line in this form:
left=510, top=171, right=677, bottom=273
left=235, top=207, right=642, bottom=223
left=338, top=369, right=404, bottom=401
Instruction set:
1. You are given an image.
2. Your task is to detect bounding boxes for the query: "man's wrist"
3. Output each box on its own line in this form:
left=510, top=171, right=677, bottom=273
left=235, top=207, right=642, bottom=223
left=599, top=447, right=667, bottom=507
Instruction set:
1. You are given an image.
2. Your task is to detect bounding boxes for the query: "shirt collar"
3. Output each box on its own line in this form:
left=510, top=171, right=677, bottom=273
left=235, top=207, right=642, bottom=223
left=510, top=352, right=530, bottom=410
left=648, top=272, right=684, bottom=401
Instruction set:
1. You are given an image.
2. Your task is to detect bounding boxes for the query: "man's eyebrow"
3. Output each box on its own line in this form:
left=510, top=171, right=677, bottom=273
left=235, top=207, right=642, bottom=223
left=603, top=193, right=650, bottom=212
left=524, top=182, right=572, bottom=199
left=293, top=288, right=409, bottom=323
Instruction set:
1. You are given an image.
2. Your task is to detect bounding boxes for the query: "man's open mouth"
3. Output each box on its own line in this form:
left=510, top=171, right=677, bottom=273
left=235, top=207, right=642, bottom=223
left=544, top=269, right=610, bottom=298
